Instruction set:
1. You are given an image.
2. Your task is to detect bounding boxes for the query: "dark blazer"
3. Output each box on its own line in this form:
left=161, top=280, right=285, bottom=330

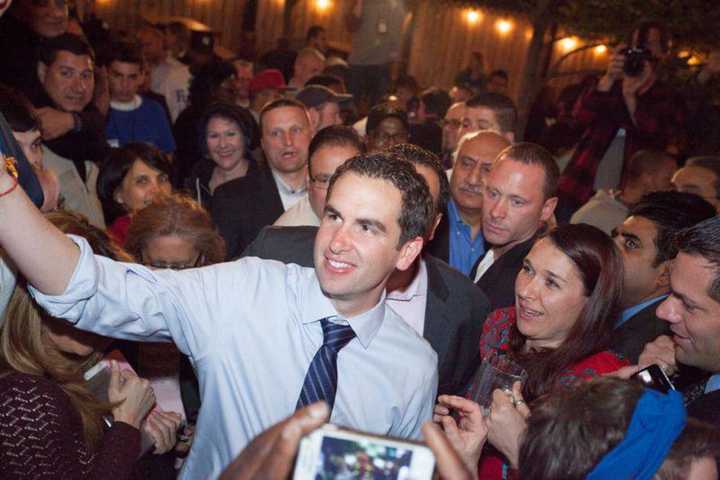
left=473, top=237, right=535, bottom=311
left=243, top=225, right=490, bottom=395
left=610, top=300, right=670, bottom=363
left=688, top=390, right=720, bottom=429
left=425, top=211, right=450, bottom=264
left=210, top=164, right=285, bottom=259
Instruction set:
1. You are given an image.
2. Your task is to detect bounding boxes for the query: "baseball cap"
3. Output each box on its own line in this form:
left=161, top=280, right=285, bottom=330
left=249, top=69, right=293, bottom=95
left=366, top=103, right=409, bottom=134
left=296, top=85, right=352, bottom=109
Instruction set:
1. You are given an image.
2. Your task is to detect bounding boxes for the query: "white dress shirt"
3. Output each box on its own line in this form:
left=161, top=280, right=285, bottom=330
left=274, top=195, right=321, bottom=227
left=271, top=170, right=307, bottom=211
left=386, top=259, right=428, bottom=336
left=31, top=236, right=438, bottom=480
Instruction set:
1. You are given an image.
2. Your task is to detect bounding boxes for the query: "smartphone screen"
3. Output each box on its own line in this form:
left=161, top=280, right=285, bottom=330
left=632, top=364, right=675, bottom=393
left=293, top=424, right=436, bottom=480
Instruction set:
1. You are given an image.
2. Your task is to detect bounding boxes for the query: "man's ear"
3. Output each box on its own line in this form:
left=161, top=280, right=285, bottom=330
left=540, top=196, right=558, bottom=223
left=37, top=62, right=48, bottom=84
left=395, top=236, right=424, bottom=272
left=656, top=261, right=671, bottom=291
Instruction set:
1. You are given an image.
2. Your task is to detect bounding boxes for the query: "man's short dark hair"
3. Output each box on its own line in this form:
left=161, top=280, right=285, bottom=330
left=106, top=41, right=144, bottom=68
left=687, top=156, right=720, bottom=200
left=631, top=20, right=671, bottom=54
left=520, top=377, right=720, bottom=480
left=496, top=142, right=559, bottom=199
left=327, top=153, right=433, bottom=247
left=419, top=87, right=452, bottom=119
left=628, top=191, right=716, bottom=266
left=259, top=98, right=308, bottom=134
left=308, top=125, right=364, bottom=176
left=306, top=25, right=325, bottom=43
left=37, top=33, right=95, bottom=67
left=366, top=103, right=409, bottom=136
left=675, top=215, right=720, bottom=303
left=305, top=74, right=344, bottom=90
left=625, top=149, right=676, bottom=183
left=388, top=143, right=449, bottom=221
left=466, top=92, right=517, bottom=134
left=489, top=69, right=509, bottom=81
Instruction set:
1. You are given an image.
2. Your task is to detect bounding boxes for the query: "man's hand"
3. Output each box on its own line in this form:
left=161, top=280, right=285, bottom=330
left=597, top=44, right=626, bottom=92
left=219, top=402, right=329, bottom=480
left=422, top=422, right=474, bottom=480
left=638, top=335, right=678, bottom=375
left=33, top=107, right=75, bottom=140
left=143, top=410, right=183, bottom=454
left=433, top=395, right=488, bottom=472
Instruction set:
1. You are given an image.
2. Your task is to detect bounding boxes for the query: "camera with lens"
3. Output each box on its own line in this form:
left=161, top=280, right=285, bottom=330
left=621, top=46, right=654, bottom=77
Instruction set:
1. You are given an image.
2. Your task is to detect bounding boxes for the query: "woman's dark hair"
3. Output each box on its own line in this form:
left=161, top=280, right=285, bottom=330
left=188, top=60, right=235, bottom=108
left=508, top=223, right=624, bottom=400
left=199, top=102, right=259, bottom=159
left=96, top=143, right=172, bottom=223
left=520, top=377, right=720, bottom=480
left=125, top=193, right=226, bottom=265
left=0, top=84, right=38, bottom=133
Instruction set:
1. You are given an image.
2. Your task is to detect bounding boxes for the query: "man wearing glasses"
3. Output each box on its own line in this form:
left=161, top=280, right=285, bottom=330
left=275, top=125, right=364, bottom=227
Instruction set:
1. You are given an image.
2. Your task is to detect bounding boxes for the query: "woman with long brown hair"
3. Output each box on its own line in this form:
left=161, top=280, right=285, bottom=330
left=434, top=223, right=628, bottom=479
left=0, top=211, right=179, bottom=479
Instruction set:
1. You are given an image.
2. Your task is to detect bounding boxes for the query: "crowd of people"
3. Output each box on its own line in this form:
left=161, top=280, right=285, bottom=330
left=0, top=0, right=720, bottom=479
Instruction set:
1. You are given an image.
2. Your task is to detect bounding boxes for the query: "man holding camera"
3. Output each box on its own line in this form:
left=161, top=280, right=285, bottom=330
left=556, top=22, right=686, bottom=221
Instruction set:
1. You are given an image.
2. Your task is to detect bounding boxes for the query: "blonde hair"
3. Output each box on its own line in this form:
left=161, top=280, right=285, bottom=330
left=0, top=284, right=109, bottom=449
left=0, top=210, right=128, bottom=449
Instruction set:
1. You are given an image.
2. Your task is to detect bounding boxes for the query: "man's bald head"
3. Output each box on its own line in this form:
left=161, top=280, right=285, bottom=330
left=450, top=130, right=511, bottom=216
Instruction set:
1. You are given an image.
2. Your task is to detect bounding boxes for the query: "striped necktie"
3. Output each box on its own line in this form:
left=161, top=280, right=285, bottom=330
left=296, top=318, right=356, bottom=411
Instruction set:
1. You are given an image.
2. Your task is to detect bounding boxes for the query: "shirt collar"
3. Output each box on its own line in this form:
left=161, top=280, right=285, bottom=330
left=110, top=95, right=143, bottom=111
left=271, top=169, right=307, bottom=196
left=705, top=374, right=720, bottom=394
left=387, top=259, right=428, bottom=301
left=301, top=273, right=386, bottom=349
left=617, top=295, right=668, bottom=328
left=447, top=199, right=464, bottom=227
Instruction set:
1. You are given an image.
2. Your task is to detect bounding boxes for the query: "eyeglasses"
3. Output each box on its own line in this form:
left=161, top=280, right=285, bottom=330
left=144, top=253, right=203, bottom=271
left=310, top=174, right=332, bottom=190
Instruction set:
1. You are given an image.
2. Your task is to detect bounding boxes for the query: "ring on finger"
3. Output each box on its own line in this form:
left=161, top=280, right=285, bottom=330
left=513, top=399, right=526, bottom=407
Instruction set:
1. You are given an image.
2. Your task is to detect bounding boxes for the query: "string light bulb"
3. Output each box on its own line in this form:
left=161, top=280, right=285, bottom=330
left=560, top=37, right=577, bottom=52
left=594, top=45, right=607, bottom=55
left=315, top=0, right=331, bottom=11
left=465, top=9, right=481, bottom=25
left=495, top=20, right=512, bottom=34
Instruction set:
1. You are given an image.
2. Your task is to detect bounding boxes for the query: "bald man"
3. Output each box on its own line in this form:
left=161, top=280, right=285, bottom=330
left=426, top=130, right=511, bottom=275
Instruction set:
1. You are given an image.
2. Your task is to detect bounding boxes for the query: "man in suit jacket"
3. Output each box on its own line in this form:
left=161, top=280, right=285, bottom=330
left=470, top=143, right=559, bottom=311
left=610, top=191, right=716, bottom=362
left=244, top=144, right=491, bottom=394
left=211, top=98, right=312, bottom=258
left=637, top=216, right=720, bottom=429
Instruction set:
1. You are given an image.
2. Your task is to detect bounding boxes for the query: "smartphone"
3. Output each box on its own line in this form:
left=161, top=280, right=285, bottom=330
left=632, top=364, right=675, bottom=393
left=293, top=424, right=436, bottom=480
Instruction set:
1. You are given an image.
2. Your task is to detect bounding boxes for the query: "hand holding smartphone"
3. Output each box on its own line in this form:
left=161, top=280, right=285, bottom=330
left=632, top=364, right=675, bottom=393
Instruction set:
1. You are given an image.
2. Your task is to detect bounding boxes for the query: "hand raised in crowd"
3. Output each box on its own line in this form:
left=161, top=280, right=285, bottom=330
left=485, top=382, right=530, bottom=470
left=622, top=61, right=654, bottom=98
left=33, top=107, right=75, bottom=141
left=143, top=410, right=183, bottom=454
left=598, top=43, right=627, bottom=91
left=108, top=360, right=156, bottom=429
left=219, top=401, right=330, bottom=480
left=433, top=394, right=488, bottom=472
left=638, top=335, right=678, bottom=375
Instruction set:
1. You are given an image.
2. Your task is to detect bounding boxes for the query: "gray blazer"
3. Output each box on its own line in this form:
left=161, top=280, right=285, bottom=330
left=243, top=225, right=490, bottom=395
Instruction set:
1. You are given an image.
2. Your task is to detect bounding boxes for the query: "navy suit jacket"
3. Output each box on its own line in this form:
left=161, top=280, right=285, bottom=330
left=243, top=225, right=490, bottom=395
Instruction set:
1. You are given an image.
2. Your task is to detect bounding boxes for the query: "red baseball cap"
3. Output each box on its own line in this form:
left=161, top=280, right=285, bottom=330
left=249, top=69, right=294, bottom=95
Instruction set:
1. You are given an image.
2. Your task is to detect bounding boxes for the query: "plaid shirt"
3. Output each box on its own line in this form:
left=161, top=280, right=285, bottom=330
left=557, top=80, right=686, bottom=211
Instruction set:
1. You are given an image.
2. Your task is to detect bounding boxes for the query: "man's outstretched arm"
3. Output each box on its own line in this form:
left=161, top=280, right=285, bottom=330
left=0, top=161, right=79, bottom=294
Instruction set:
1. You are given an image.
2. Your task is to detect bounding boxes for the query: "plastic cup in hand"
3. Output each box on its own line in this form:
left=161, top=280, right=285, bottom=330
left=466, top=352, right=528, bottom=409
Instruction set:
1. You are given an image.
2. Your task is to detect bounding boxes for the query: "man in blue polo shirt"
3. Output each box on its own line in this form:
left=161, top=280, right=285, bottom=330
left=105, top=41, right=175, bottom=154
left=610, top=191, right=715, bottom=362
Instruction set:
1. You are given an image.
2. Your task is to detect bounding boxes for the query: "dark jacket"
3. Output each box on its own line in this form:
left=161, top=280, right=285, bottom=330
left=210, top=163, right=284, bottom=259
left=611, top=300, right=670, bottom=363
left=0, top=14, right=43, bottom=95
left=243, top=225, right=491, bottom=395
left=425, top=210, right=450, bottom=264
left=473, top=237, right=535, bottom=311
